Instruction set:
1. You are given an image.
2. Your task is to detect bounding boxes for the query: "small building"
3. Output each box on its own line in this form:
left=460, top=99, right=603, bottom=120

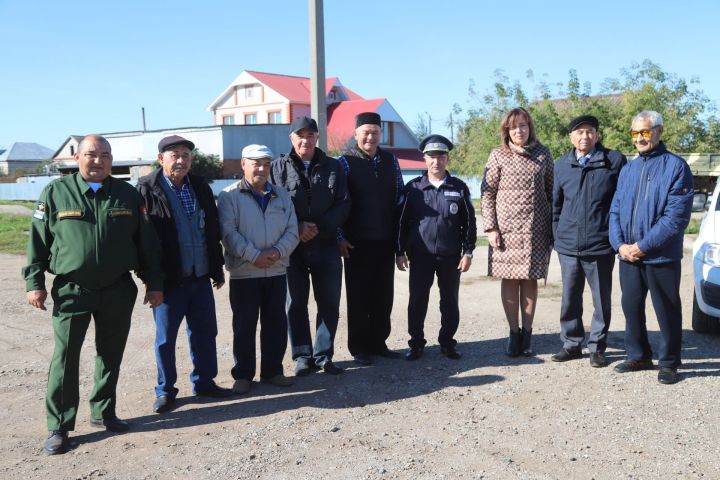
left=0, top=142, right=54, bottom=176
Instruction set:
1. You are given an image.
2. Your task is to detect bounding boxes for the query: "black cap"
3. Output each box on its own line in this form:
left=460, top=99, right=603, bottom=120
left=567, top=115, right=599, bottom=133
left=290, top=116, right=318, bottom=134
left=158, top=135, right=195, bottom=153
left=355, top=112, right=381, bottom=128
left=419, top=134, right=453, bottom=154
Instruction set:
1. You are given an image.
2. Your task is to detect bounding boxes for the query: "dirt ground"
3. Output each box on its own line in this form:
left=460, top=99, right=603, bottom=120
left=1, top=236, right=719, bottom=480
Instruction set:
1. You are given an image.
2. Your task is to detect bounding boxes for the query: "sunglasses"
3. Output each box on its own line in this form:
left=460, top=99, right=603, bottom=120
left=630, top=127, right=657, bottom=140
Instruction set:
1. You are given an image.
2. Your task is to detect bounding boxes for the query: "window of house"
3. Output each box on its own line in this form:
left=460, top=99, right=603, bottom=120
left=70, top=145, right=75, bottom=155
left=268, top=111, right=282, bottom=124
left=245, top=86, right=254, bottom=99
left=245, top=113, right=257, bottom=125
left=222, top=115, right=235, bottom=125
left=381, top=121, right=394, bottom=145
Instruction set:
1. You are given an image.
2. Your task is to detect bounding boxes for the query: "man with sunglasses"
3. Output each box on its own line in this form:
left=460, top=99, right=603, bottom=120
left=609, top=110, right=693, bottom=384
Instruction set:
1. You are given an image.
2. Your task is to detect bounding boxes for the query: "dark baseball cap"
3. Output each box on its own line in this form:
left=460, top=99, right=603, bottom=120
left=158, top=135, right=195, bottom=153
left=290, top=116, right=319, bottom=134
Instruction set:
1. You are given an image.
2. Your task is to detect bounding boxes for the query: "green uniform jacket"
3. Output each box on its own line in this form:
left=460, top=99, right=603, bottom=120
left=23, top=173, right=164, bottom=292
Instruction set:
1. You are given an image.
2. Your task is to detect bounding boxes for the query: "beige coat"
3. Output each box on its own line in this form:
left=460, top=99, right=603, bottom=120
left=481, top=142, right=553, bottom=279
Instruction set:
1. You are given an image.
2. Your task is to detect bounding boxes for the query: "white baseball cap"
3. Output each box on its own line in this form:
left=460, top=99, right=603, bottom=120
left=242, top=144, right=273, bottom=160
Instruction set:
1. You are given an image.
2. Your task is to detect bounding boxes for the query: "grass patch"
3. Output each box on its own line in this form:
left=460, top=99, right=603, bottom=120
left=0, top=214, right=31, bottom=255
left=685, top=218, right=701, bottom=235
left=0, top=200, right=36, bottom=210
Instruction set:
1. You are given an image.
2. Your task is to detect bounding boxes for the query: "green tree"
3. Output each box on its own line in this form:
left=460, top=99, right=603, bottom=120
left=452, top=60, right=720, bottom=177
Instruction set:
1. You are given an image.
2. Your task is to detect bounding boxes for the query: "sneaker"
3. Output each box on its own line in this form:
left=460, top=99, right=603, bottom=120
left=43, top=430, right=69, bottom=455
left=152, top=395, right=175, bottom=414
left=232, top=379, right=252, bottom=394
left=261, top=374, right=294, bottom=387
left=294, top=357, right=315, bottom=377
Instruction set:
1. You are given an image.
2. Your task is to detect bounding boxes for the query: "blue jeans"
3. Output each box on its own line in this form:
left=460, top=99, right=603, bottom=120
left=286, top=240, right=342, bottom=366
left=153, top=275, right=219, bottom=398
left=229, top=275, right=288, bottom=381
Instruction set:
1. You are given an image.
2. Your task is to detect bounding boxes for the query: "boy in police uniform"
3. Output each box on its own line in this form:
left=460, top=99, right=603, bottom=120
left=396, top=135, right=476, bottom=360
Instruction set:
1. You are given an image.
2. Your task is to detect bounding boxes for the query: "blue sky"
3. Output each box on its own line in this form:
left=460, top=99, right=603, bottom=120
left=1, top=0, right=718, bottom=150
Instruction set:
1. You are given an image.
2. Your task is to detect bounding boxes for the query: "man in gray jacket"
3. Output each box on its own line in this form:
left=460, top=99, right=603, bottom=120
left=218, top=144, right=299, bottom=394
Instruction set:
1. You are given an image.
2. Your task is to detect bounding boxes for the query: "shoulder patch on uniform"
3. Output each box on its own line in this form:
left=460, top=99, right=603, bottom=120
left=58, top=210, right=83, bottom=219
left=449, top=203, right=459, bottom=214
left=108, top=208, right=133, bottom=217
left=33, top=201, right=45, bottom=220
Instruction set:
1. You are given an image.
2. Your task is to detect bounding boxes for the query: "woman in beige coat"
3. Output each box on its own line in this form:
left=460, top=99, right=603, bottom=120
left=481, top=107, right=553, bottom=357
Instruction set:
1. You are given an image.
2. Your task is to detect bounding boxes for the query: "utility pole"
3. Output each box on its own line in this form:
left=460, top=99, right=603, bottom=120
left=449, top=111, right=454, bottom=143
left=141, top=107, right=147, bottom=131
left=426, top=112, right=432, bottom=135
left=309, top=0, right=327, bottom=150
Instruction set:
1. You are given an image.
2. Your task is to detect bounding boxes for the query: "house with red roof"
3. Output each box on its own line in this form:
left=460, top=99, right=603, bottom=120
left=207, top=71, right=423, bottom=165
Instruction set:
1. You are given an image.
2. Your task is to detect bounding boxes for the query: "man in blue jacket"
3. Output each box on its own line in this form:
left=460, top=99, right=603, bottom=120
left=551, top=116, right=626, bottom=367
left=609, top=111, right=693, bottom=385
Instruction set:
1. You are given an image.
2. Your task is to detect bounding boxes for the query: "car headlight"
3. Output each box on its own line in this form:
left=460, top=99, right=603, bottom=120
left=703, top=243, right=720, bottom=267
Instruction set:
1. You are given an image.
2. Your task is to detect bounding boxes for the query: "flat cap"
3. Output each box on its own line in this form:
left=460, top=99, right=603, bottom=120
left=242, top=144, right=273, bottom=160
left=568, top=115, right=599, bottom=133
left=290, top=116, right=318, bottom=134
left=355, top=112, right=382, bottom=128
left=158, top=135, right=195, bottom=153
left=419, top=134, right=453, bottom=154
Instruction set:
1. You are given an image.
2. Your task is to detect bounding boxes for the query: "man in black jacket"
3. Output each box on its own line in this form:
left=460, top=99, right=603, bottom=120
left=270, top=117, right=350, bottom=376
left=551, top=116, right=627, bottom=367
left=337, top=112, right=405, bottom=365
left=137, top=135, right=232, bottom=414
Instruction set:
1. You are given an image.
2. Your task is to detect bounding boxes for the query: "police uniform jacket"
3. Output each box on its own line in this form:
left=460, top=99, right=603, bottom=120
left=136, top=168, right=224, bottom=287
left=23, top=173, right=164, bottom=292
left=552, top=143, right=627, bottom=257
left=270, top=147, right=350, bottom=241
left=396, top=173, right=477, bottom=258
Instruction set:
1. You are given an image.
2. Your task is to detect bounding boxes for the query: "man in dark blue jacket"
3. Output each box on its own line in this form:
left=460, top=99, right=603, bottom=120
left=396, top=135, right=476, bottom=360
left=609, top=111, right=693, bottom=385
left=270, top=117, right=350, bottom=376
left=137, top=135, right=233, bottom=414
left=551, top=116, right=626, bottom=367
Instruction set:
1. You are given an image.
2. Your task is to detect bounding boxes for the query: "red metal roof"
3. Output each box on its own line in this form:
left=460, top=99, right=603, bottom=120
left=246, top=71, right=364, bottom=103
left=326, top=99, right=385, bottom=150
left=385, top=147, right=425, bottom=170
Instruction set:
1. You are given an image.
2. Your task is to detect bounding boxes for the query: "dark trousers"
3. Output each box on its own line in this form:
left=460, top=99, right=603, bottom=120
left=46, top=274, right=137, bottom=431
left=557, top=253, right=615, bottom=353
left=229, top=276, right=288, bottom=380
left=407, top=252, right=461, bottom=349
left=153, top=275, right=219, bottom=398
left=287, top=240, right=342, bottom=366
left=619, top=260, right=683, bottom=368
left=344, top=240, right=395, bottom=356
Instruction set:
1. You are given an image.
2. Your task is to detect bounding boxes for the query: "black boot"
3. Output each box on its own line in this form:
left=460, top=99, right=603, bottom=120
left=521, top=327, right=533, bottom=356
left=505, top=330, right=522, bottom=357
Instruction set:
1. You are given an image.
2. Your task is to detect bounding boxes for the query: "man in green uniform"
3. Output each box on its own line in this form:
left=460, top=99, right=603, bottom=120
left=23, top=135, right=164, bottom=455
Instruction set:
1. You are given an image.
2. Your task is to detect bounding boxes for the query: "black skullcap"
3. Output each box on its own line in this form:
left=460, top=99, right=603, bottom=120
left=355, top=112, right=382, bottom=128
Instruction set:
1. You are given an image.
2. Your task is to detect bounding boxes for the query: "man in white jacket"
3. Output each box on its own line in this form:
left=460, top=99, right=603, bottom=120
left=218, top=144, right=299, bottom=394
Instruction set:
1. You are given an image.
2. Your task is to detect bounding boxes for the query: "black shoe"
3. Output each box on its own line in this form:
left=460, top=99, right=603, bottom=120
left=521, top=328, right=533, bottom=356
left=505, top=330, right=522, bottom=357
left=405, top=348, right=423, bottom=361
left=353, top=354, right=373, bottom=366
left=551, top=348, right=583, bottom=362
left=294, top=357, right=315, bottom=377
left=90, top=416, right=130, bottom=433
left=441, top=346, right=462, bottom=360
left=322, top=361, right=344, bottom=375
left=589, top=352, right=608, bottom=368
left=614, top=359, right=654, bottom=373
left=152, top=395, right=175, bottom=414
left=658, top=367, right=679, bottom=384
left=377, top=348, right=402, bottom=359
left=194, top=384, right=235, bottom=398
left=43, top=430, right=68, bottom=455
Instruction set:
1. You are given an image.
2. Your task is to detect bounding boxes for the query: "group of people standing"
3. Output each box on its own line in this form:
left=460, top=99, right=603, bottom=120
left=24, top=106, right=693, bottom=457
left=481, top=108, right=693, bottom=384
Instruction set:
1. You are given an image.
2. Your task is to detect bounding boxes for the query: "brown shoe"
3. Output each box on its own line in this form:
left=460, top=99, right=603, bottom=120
left=613, top=359, right=654, bottom=373
left=261, top=374, right=294, bottom=387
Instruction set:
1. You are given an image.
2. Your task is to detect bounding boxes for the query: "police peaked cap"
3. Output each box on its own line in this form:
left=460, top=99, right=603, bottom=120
left=419, top=134, right=453, bottom=154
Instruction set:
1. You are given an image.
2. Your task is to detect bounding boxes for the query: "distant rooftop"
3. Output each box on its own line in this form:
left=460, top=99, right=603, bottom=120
left=0, top=142, right=54, bottom=161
